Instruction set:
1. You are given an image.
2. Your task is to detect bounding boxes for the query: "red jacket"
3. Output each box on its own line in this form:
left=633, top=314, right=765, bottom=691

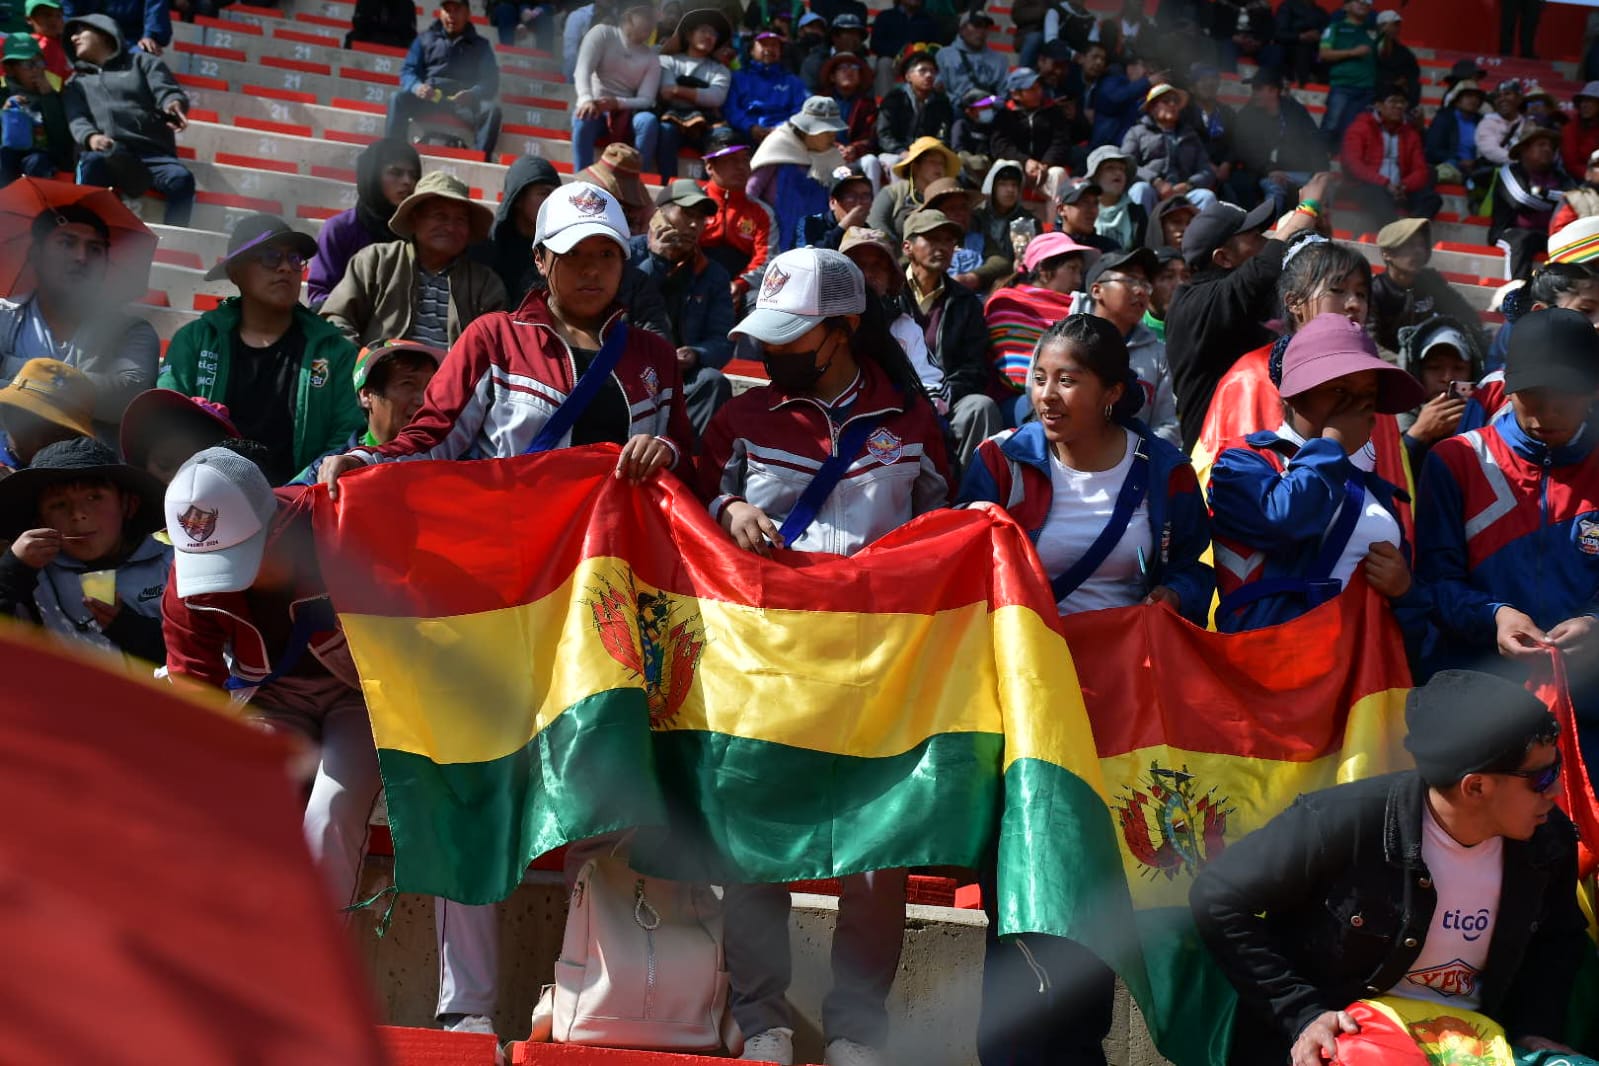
left=350, top=288, right=694, bottom=471
left=1563, top=117, right=1599, bottom=177
left=700, top=179, right=777, bottom=292
left=1340, top=111, right=1430, bottom=193
left=163, top=488, right=361, bottom=695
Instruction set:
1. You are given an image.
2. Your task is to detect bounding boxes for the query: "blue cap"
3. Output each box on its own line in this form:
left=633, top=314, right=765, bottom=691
left=1004, top=67, right=1040, bottom=93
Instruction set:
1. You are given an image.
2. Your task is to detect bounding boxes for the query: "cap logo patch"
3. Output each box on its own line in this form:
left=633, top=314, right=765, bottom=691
left=178, top=505, right=218, bottom=546
left=761, top=266, right=790, bottom=301
left=1578, top=517, right=1599, bottom=556
left=571, top=187, right=608, bottom=216
left=865, top=426, right=903, bottom=465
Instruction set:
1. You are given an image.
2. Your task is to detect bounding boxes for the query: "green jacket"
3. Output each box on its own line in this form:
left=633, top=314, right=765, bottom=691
left=158, top=299, right=365, bottom=473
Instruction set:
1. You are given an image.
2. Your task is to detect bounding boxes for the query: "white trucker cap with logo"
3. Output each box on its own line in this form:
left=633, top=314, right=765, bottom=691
left=164, top=447, right=279, bottom=598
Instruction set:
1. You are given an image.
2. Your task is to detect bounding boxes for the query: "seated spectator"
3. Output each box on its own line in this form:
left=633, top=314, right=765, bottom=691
left=1373, top=9, right=1419, bottom=108
left=569, top=0, right=659, bottom=172
left=0, top=357, right=94, bottom=471
left=1424, top=79, right=1487, bottom=189
left=1339, top=85, right=1442, bottom=230
left=801, top=12, right=867, bottom=94
left=345, top=0, right=419, bottom=50
left=798, top=162, right=871, bottom=250
left=292, top=339, right=443, bottom=484
left=875, top=45, right=952, bottom=167
left=973, top=158, right=1031, bottom=278
left=748, top=95, right=848, bottom=252
left=656, top=8, right=733, bottom=178
left=0, top=204, right=159, bottom=440
left=822, top=51, right=878, bottom=183
left=1394, top=313, right=1481, bottom=465
left=699, top=131, right=776, bottom=304
left=937, top=11, right=1005, bottom=104
left=24, top=0, right=72, bottom=87
left=1086, top=146, right=1147, bottom=253
left=62, top=0, right=169, bottom=55
left=1055, top=179, right=1121, bottom=255
left=1143, top=195, right=1198, bottom=252
left=1209, top=312, right=1425, bottom=634
left=1521, top=84, right=1562, bottom=132
left=1122, top=84, right=1219, bottom=217
left=991, top=67, right=1070, bottom=204
left=628, top=180, right=734, bottom=435
left=867, top=0, right=938, bottom=98
left=1317, top=0, right=1377, bottom=148
left=948, top=89, right=999, bottom=181
left=1490, top=125, right=1573, bottom=279
left=61, top=14, right=192, bottom=226
left=960, top=313, right=1212, bottom=631
left=1095, top=0, right=1158, bottom=65
left=487, top=0, right=554, bottom=48
left=1142, top=246, right=1186, bottom=341
left=985, top=231, right=1099, bottom=395
left=324, top=173, right=507, bottom=352
left=477, top=156, right=560, bottom=305
left=1272, top=0, right=1327, bottom=87
left=1084, top=247, right=1178, bottom=445
left=578, top=142, right=653, bottom=236
left=1190, top=670, right=1585, bottom=1065
left=306, top=138, right=421, bottom=308
left=1549, top=148, right=1599, bottom=233
left=0, top=435, right=168, bottom=663
left=1369, top=218, right=1483, bottom=354
left=1232, top=65, right=1330, bottom=216
left=1565, top=81, right=1599, bottom=176
left=1477, top=79, right=1527, bottom=168
left=1, top=33, right=74, bottom=184
left=919, top=176, right=1002, bottom=290
left=1043, top=0, right=1096, bottom=53
left=1186, top=64, right=1236, bottom=190
left=1151, top=0, right=1213, bottom=73
left=1063, top=41, right=1150, bottom=152
left=839, top=224, right=942, bottom=403
left=163, top=215, right=364, bottom=486
left=387, top=0, right=501, bottom=160
left=1221, top=0, right=1279, bottom=73
left=866, top=134, right=959, bottom=244
left=725, top=30, right=806, bottom=146
left=1009, top=0, right=1047, bottom=70
left=118, top=388, right=238, bottom=484
left=788, top=12, right=829, bottom=79
left=896, top=208, right=1002, bottom=467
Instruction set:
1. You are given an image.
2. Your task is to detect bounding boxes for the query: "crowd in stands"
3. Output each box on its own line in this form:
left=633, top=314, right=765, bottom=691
left=1, top=0, right=1598, bottom=1062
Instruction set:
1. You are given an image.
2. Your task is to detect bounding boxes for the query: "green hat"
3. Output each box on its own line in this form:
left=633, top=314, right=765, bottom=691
left=2, top=32, right=42, bottom=61
left=353, top=339, right=445, bottom=391
left=24, top=0, right=62, bottom=17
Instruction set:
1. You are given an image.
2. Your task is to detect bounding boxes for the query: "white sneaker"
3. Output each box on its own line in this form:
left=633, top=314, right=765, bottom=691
left=823, top=1037, right=883, bottom=1066
left=740, top=1026, right=795, bottom=1063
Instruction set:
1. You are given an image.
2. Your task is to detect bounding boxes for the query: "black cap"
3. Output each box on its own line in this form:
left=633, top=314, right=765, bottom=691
left=1057, top=180, right=1102, bottom=205
left=1404, top=670, right=1556, bottom=786
left=829, top=162, right=871, bottom=194
left=206, top=213, right=317, bottom=281
left=830, top=11, right=863, bottom=30
left=1086, top=246, right=1158, bottom=288
left=1446, top=57, right=1488, bottom=85
left=1506, top=307, right=1599, bottom=394
left=1152, top=245, right=1183, bottom=265
left=1245, top=65, right=1286, bottom=89
left=1180, top=200, right=1276, bottom=268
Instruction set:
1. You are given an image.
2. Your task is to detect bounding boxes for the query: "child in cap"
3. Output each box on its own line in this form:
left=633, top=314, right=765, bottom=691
left=23, top=0, right=71, bottom=86
left=1, top=32, right=74, bottom=183
left=0, top=356, right=95, bottom=471
left=1395, top=313, right=1483, bottom=465
left=290, top=338, right=442, bottom=484
left=694, top=246, right=949, bottom=1066
left=119, top=389, right=239, bottom=484
left=1209, top=312, right=1428, bottom=634
left=0, top=435, right=169, bottom=665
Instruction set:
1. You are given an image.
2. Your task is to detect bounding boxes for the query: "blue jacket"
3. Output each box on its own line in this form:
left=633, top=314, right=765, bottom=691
left=1066, top=67, right=1151, bottom=151
left=400, top=20, right=499, bottom=100
left=1424, top=105, right=1480, bottom=167
left=957, top=420, right=1215, bottom=626
left=1209, top=431, right=1427, bottom=634
left=63, top=0, right=170, bottom=47
left=725, top=62, right=807, bottom=140
left=626, top=236, right=735, bottom=370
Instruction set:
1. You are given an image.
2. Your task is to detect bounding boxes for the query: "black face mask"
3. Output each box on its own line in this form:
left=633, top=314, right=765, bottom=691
left=763, top=330, right=836, bottom=393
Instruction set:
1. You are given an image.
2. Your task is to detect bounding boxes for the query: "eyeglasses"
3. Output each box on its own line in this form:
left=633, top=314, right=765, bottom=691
left=253, top=248, right=306, bottom=272
left=1098, top=274, right=1152, bottom=293
left=1498, top=752, right=1562, bottom=793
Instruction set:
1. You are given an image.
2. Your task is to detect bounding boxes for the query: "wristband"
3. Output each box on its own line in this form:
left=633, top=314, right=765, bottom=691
left=1299, top=197, right=1322, bottom=213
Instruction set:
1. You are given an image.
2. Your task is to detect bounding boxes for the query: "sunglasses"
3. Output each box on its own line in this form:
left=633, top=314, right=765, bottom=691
left=1499, top=752, right=1562, bottom=794
left=253, top=247, right=306, bottom=272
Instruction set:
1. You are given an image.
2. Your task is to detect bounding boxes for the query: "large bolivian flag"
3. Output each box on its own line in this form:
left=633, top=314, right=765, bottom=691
left=311, top=446, right=1135, bottom=952
left=1057, top=583, right=1414, bottom=1065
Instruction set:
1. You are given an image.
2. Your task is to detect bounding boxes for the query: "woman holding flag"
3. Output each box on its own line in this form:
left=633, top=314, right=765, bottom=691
left=694, top=245, right=949, bottom=1066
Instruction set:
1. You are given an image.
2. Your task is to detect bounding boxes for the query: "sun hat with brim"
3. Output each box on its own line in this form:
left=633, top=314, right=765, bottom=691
left=0, top=437, right=166, bottom=541
left=3, top=32, right=42, bottom=61
left=118, top=389, right=239, bottom=472
left=1376, top=216, right=1431, bottom=252
left=1549, top=214, right=1599, bottom=264
left=820, top=51, right=869, bottom=85
left=1085, top=246, right=1158, bottom=289
left=1576, top=81, right=1599, bottom=105
left=838, top=226, right=898, bottom=271
left=1443, top=81, right=1484, bottom=109
left=352, top=339, right=445, bottom=392
left=1521, top=87, right=1558, bottom=110
left=891, top=136, right=960, bottom=180
left=790, top=95, right=849, bottom=136
left=203, top=213, right=318, bottom=282
left=1508, top=124, right=1561, bottom=160
left=1021, top=232, right=1101, bottom=275
left=922, top=177, right=983, bottom=212
left=0, top=358, right=95, bottom=440
left=671, top=7, right=731, bottom=50
left=903, top=208, right=965, bottom=241
left=534, top=180, right=630, bottom=255
left=1506, top=307, right=1599, bottom=395
left=1085, top=145, right=1133, bottom=181
left=730, top=247, right=866, bottom=347
left=1142, top=84, right=1188, bottom=112
left=165, top=447, right=280, bottom=598
left=1277, top=313, right=1425, bottom=413
left=388, top=172, right=494, bottom=243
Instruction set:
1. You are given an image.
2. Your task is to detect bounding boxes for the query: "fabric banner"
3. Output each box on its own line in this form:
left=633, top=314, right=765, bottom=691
left=1336, top=996, right=1599, bottom=1066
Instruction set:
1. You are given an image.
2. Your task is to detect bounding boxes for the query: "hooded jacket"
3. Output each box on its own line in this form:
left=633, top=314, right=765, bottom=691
left=306, top=138, right=421, bottom=306
left=959, top=419, right=1214, bottom=625
left=477, top=155, right=561, bottom=305
left=1139, top=196, right=1185, bottom=251
left=320, top=239, right=508, bottom=349
left=60, top=14, right=187, bottom=158
left=0, top=531, right=170, bottom=663
left=1120, top=113, right=1217, bottom=189
left=62, top=0, right=170, bottom=50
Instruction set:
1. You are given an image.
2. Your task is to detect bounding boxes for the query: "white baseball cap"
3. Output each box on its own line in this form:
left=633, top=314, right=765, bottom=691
left=164, top=447, right=279, bottom=598
left=731, top=248, right=866, bottom=346
left=534, top=180, right=630, bottom=256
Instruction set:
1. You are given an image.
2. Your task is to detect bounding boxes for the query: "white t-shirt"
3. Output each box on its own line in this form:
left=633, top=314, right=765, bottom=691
left=1034, top=427, right=1152, bottom=616
left=1388, top=804, right=1504, bottom=1010
left=1275, top=424, right=1399, bottom=586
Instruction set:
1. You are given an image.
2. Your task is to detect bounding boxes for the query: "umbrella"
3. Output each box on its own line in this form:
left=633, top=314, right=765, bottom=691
left=0, top=177, right=158, bottom=305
